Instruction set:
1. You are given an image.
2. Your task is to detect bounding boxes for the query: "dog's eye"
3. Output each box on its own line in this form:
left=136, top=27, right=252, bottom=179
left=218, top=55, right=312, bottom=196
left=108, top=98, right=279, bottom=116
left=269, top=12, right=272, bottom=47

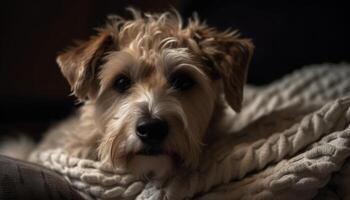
left=113, top=74, right=132, bottom=93
left=169, top=72, right=195, bottom=91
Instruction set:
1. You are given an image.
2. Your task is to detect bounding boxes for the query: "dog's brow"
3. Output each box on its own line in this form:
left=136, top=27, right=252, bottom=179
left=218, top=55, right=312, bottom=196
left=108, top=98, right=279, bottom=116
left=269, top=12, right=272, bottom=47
left=160, top=49, right=206, bottom=79
left=172, top=63, right=205, bottom=76
left=162, top=49, right=197, bottom=72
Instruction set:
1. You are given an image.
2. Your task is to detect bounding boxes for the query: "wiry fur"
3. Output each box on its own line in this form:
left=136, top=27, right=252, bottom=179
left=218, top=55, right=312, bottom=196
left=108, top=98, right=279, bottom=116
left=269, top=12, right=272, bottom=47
left=10, top=9, right=254, bottom=180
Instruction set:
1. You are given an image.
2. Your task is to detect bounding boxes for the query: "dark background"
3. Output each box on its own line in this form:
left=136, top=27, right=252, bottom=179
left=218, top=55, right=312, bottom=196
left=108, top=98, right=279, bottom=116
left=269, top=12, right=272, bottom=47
left=1, top=0, right=349, bottom=139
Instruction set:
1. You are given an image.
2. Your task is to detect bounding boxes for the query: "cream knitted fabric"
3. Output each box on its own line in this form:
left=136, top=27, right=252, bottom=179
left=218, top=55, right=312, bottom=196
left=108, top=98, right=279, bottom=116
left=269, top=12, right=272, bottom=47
left=30, top=63, right=350, bottom=200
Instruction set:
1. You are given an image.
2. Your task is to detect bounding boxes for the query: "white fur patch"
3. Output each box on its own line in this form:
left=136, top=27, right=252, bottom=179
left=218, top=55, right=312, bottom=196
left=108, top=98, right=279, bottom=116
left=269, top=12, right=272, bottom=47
left=128, top=155, right=174, bottom=180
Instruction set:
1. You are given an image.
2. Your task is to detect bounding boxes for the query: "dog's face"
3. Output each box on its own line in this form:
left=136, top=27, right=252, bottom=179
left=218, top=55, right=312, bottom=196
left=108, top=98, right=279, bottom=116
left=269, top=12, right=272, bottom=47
left=56, top=10, right=253, bottom=179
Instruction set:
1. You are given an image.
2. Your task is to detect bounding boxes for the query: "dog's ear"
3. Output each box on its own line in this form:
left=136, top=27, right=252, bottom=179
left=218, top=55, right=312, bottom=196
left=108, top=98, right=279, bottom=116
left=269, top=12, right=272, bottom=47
left=185, top=21, right=254, bottom=112
left=56, top=30, right=114, bottom=100
left=215, top=37, right=253, bottom=112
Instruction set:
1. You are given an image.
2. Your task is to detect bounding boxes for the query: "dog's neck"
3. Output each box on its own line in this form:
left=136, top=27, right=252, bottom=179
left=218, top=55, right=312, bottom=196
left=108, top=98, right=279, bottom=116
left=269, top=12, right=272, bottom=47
left=203, top=94, right=236, bottom=145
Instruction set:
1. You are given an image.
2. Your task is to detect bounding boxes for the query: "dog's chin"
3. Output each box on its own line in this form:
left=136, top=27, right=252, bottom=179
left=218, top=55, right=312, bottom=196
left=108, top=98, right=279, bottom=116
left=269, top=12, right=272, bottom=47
left=128, top=153, right=174, bottom=180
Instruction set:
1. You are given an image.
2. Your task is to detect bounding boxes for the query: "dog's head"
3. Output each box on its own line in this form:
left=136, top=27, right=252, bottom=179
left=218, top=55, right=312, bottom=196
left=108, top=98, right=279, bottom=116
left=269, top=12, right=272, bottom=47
left=57, top=9, right=253, bottom=179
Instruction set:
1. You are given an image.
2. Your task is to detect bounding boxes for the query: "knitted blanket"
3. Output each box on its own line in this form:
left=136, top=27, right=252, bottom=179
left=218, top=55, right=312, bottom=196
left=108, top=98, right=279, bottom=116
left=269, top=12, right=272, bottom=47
left=29, top=63, right=350, bottom=200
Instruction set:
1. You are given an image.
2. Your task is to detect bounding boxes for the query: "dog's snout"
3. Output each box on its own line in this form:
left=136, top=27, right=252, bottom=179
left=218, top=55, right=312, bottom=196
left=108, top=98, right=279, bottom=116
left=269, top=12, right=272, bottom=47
left=136, top=118, right=169, bottom=144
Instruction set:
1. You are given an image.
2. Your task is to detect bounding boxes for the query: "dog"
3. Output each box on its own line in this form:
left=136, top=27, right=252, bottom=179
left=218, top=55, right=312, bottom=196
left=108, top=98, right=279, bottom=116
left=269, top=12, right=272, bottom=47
left=18, top=9, right=254, bottom=180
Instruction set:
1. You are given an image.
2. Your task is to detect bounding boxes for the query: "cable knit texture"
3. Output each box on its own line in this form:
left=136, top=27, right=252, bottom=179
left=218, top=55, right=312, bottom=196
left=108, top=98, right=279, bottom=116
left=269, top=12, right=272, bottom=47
left=29, top=63, right=350, bottom=200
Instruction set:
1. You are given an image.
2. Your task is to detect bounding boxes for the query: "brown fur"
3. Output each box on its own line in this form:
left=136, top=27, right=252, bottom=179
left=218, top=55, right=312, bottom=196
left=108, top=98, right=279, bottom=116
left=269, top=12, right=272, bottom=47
left=33, top=8, right=254, bottom=180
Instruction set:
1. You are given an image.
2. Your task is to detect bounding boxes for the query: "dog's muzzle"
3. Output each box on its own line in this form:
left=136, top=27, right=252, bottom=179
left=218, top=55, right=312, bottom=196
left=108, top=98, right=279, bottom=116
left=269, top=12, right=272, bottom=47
left=136, top=118, right=168, bottom=154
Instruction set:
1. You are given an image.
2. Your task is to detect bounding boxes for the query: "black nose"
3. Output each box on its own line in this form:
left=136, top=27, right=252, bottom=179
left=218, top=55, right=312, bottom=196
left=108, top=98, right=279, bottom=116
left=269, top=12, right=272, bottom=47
left=136, top=118, right=169, bottom=144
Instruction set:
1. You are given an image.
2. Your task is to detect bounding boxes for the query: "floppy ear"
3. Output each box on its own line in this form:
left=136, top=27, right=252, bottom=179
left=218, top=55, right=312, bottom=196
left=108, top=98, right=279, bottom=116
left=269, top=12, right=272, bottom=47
left=216, top=38, right=254, bottom=112
left=56, top=30, right=114, bottom=100
left=186, top=22, right=254, bottom=112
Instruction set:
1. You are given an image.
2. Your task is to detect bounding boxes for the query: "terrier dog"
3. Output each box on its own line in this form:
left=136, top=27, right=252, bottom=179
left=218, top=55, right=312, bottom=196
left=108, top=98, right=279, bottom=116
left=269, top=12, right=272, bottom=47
left=31, top=9, right=254, bottom=180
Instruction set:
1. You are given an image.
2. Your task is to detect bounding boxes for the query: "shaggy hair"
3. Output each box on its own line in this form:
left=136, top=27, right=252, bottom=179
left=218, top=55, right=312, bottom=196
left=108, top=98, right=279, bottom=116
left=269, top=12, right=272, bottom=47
left=31, top=8, right=254, bottom=180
